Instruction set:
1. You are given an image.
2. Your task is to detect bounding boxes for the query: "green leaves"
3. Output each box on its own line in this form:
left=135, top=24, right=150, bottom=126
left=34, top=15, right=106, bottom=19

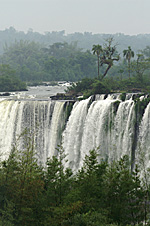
left=1, top=40, right=98, bottom=83
left=103, top=156, right=144, bottom=225
left=123, top=46, right=135, bottom=79
left=45, top=145, right=73, bottom=207
left=0, top=64, right=27, bottom=92
left=0, top=133, right=149, bottom=225
left=92, top=38, right=120, bottom=79
left=92, top=44, right=103, bottom=57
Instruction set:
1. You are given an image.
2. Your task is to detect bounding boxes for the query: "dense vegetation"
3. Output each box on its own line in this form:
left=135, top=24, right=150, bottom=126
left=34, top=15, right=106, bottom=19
left=67, top=40, right=150, bottom=98
left=0, top=27, right=150, bottom=93
left=0, top=130, right=149, bottom=225
left=0, top=64, right=27, bottom=92
left=1, top=27, right=150, bottom=55
left=0, top=40, right=97, bottom=85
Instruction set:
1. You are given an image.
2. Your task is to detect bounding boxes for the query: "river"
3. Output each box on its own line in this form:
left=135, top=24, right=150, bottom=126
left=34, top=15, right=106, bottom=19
left=0, top=85, right=67, bottom=100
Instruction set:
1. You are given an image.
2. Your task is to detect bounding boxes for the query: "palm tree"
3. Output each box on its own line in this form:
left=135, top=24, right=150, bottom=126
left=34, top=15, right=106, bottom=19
left=92, top=44, right=103, bottom=78
left=123, top=46, right=134, bottom=79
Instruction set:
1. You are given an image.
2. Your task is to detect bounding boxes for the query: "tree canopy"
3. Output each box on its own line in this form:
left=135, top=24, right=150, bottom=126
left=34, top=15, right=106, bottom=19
left=123, top=46, right=134, bottom=79
left=0, top=64, right=27, bottom=92
left=0, top=134, right=149, bottom=225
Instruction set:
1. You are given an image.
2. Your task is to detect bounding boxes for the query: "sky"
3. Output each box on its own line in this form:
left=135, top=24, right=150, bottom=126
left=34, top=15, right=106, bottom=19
left=0, top=0, right=150, bottom=35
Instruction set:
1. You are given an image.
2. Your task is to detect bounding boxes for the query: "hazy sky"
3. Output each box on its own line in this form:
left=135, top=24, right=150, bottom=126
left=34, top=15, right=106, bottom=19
left=0, top=0, right=150, bottom=35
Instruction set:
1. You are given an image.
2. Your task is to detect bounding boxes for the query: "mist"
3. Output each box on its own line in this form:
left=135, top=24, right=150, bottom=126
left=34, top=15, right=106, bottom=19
left=0, top=0, right=149, bottom=35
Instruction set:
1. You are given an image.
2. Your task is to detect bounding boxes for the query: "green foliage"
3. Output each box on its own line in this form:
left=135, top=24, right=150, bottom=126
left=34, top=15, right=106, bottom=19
left=1, top=27, right=150, bottom=56
left=1, top=36, right=150, bottom=95
left=92, top=38, right=119, bottom=79
left=92, top=44, right=103, bottom=77
left=67, top=77, right=111, bottom=99
left=120, top=92, right=126, bottom=101
left=1, top=40, right=97, bottom=82
left=103, top=156, right=144, bottom=225
left=62, top=210, right=111, bottom=226
left=113, top=77, right=150, bottom=93
left=0, top=64, right=27, bottom=91
left=0, top=200, right=15, bottom=226
left=45, top=145, right=73, bottom=207
left=123, top=46, right=135, bottom=79
left=0, top=128, right=45, bottom=225
left=91, top=80, right=110, bottom=94
left=0, top=130, right=150, bottom=225
left=43, top=41, right=82, bottom=59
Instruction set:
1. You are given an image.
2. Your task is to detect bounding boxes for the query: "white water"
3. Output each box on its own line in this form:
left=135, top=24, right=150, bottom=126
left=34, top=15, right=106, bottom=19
left=62, top=96, right=136, bottom=171
left=137, top=102, right=150, bottom=170
left=0, top=99, right=65, bottom=163
left=0, top=94, right=150, bottom=172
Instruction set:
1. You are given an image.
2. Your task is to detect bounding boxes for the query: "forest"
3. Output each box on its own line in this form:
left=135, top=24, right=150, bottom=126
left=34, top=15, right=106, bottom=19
left=0, top=129, right=150, bottom=226
left=0, top=27, right=150, bottom=92
left=0, top=27, right=150, bottom=55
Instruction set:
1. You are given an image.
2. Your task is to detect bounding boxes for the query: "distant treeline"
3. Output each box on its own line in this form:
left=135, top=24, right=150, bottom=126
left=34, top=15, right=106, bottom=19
left=1, top=27, right=150, bottom=54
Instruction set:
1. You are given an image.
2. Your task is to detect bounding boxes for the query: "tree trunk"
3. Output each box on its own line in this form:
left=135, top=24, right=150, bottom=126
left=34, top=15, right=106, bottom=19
left=101, top=64, right=111, bottom=80
left=128, top=59, right=131, bottom=80
left=98, top=56, right=100, bottom=78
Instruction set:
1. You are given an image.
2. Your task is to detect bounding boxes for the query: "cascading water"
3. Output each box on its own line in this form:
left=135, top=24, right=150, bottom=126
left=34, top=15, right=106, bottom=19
left=0, top=99, right=66, bottom=164
left=62, top=94, right=136, bottom=171
left=137, top=102, right=150, bottom=171
left=0, top=93, right=150, bottom=172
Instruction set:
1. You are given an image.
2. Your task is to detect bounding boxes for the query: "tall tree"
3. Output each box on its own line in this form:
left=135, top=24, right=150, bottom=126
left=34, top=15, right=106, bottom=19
left=123, top=46, right=134, bottom=79
left=92, top=38, right=120, bottom=80
left=92, top=44, right=103, bottom=78
left=100, top=37, right=120, bottom=79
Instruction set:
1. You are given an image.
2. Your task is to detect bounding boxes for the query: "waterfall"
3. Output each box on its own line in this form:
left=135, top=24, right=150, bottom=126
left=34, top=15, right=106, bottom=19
left=0, top=94, right=150, bottom=172
left=62, top=95, right=136, bottom=171
left=137, top=102, right=150, bottom=171
left=0, top=99, right=66, bottom=164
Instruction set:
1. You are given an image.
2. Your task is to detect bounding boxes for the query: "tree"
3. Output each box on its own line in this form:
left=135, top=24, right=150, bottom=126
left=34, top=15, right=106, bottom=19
left=123, top=46, right=134, bottom=79
left=43, top=41, right=81, bottom=59
left=75, top=149, right=107, bottom=212
left=141, top=46, right=150, bottom=58
left=44, top=145, right=73, bottom=225
left=132, top=53, right=150, bottom=82
left=1, top=40, right=45, bottom=82
left=100, top=37, right=120, bottom=79
left=103, top=156, right=144, bottom=225
left=92, top=44, right=103, bottom=78
left=46, top=145, right=73, bottom=205
left=0, top=64, right=27, bottom=91
left=92, top=38, right=120, bottom=80
left=0, top=129, right=45, bottom=226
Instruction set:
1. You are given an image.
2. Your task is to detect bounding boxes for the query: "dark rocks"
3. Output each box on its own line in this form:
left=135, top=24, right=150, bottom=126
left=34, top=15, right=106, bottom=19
left=0, top=92, right=10, bottom=96
left=50, top=92, right=83, bottom=100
